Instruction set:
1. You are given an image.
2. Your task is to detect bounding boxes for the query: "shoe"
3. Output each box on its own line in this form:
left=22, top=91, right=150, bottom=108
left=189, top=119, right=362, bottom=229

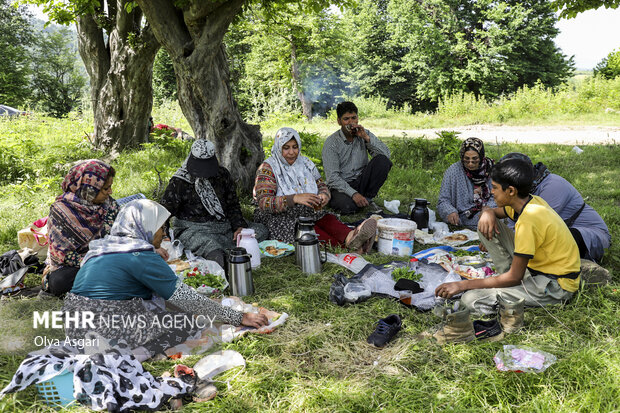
left=580, top=259, right=611, bottom=286
left=367, top=200, right=383, bottom=214
left=498, top=296, right=524, bottom=334
left=367, top=314, right=402, bottom=348
left=345, top=218, right=377, bottom=251
left=417, top=304, right=475, bottom=344
left=192, top=379, right=217, bottom=402
left=473, top=318, right=504, bottom=342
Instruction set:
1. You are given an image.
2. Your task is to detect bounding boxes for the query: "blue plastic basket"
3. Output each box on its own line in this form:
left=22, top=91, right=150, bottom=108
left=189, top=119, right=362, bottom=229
left=35, top=370, right=75, bottom=408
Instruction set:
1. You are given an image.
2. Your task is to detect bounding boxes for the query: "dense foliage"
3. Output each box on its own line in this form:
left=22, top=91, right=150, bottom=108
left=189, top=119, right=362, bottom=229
left=594, top=48, right=620, bottom=79
left=0, top=0, right=35, bottom=107
left=31, top=27, right=86, bottom=117
left=227, top=0, right=574, bottom=119
left=0, top=1, right=85, bottom=116
left=552, top=0, right=620, bottom=18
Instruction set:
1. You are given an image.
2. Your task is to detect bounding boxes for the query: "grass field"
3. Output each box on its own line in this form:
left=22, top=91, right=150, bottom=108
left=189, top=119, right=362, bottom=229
left=0, top=113, right=618, bottom=412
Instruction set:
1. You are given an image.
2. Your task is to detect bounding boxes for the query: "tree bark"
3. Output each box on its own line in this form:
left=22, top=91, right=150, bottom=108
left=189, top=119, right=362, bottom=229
left=290, top=39, right=313, bottom=121
left=76, top=0, right=159, bottom=151
left=137, top=0, right=264, bottom=191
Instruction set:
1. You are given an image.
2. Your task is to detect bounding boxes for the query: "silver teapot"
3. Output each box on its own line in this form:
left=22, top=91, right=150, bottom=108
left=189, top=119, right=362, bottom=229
left=296, top=232, right=327, bottom=274
left=227, top=247, right=254, bottom=296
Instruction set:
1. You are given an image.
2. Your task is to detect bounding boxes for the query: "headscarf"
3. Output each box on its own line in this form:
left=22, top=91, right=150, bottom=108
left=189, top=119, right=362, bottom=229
left=82, top=199, right=170, bottom=266
left=500, top=152, right=550, bottom=191
left=172, top=140, right=226, bottom=220
left=459, top=138, right=494, bottom=217
left=264, top=127, right=321, bottom=196
left=48, top=160, right=117, bottom=268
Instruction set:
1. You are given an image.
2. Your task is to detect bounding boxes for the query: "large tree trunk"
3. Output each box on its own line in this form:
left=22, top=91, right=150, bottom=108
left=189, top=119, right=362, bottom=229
left=290, top=40, right=313, bottom=121
left=76, top=1, right=159, bottom=151
left=137, top=0, right=263, bottom=191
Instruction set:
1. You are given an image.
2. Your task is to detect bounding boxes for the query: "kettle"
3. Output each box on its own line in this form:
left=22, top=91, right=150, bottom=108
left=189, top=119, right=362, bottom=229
left=236, top=228, right=261, bottom=269
left=296, top=232, right=327, bottom=274
left=227, top=247, right=254, bottom=296
left=410, top=198, right=430, bottom=229
left=295, top=217, right=316, bottom=265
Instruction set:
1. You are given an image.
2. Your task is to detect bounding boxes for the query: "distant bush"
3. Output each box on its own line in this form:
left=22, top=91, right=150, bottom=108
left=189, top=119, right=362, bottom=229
left=594, top=48, right=620, bottom=80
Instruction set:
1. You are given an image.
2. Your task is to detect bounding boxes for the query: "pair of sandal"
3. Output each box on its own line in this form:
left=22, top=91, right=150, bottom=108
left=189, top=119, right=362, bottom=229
left=345, top=218, right=377, bottom=254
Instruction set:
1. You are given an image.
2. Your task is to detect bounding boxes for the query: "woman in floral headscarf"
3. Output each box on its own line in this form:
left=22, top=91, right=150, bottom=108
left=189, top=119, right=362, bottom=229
left=253, top=127, right=376, bottom=252
left=45, top=159, right=119, bottom=296
left=437, top=138, right=496, bottom=230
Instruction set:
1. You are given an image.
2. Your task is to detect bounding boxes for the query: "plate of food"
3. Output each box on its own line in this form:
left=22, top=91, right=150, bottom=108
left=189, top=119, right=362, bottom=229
left=259, top=240, right=295, bottom=258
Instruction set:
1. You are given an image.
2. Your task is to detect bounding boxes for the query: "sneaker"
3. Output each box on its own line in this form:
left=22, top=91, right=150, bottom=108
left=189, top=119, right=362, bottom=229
left=367, top=314, right=402, bottom=348
left=345, top=218, right=377, bottom=251
left=473, top=319, right=504, bottom=342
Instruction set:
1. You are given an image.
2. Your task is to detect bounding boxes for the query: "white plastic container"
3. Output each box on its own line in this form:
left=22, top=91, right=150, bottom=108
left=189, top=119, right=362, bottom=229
left=376, top=218, right=417, bottom=256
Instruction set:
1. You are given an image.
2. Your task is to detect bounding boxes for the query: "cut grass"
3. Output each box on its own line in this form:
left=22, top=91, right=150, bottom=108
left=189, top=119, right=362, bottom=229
left=0, top=114, right=618, bottom=412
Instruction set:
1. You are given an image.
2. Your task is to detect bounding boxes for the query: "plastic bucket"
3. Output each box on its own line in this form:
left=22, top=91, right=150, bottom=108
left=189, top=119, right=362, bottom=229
left=376, top=218, right=417, bottom=256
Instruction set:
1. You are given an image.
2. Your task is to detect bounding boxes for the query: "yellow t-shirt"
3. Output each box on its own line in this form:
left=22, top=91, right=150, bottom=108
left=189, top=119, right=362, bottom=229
left=504, top=195, right=581, bottom=292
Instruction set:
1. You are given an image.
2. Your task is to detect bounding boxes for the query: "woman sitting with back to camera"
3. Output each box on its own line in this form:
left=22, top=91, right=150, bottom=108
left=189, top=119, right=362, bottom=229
left=65, top=199, right=268, bottom=361
left=253, top=127, right=376, bottom=253
left=45, top=159, right=119, bottom=296
left=437, top=137, right=496, bottom=230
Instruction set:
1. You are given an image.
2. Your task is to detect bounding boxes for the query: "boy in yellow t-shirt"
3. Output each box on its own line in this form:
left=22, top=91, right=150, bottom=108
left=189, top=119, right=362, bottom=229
left=435, top=158, right=581, bottom=316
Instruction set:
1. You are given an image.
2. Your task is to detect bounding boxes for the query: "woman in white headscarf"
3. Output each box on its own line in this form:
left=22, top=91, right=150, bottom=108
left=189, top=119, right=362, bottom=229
left=161, top=139, right=268, bottom=266
left=64, top=199, right=268, bottom=360
left=253, top=127, right=376, bottom=253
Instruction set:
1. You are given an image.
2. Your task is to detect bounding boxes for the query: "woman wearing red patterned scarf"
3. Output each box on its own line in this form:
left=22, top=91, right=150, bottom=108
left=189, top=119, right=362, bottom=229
left=45, top=159, right=119, bottom=296
left=437, top=138, right=496, bottom=229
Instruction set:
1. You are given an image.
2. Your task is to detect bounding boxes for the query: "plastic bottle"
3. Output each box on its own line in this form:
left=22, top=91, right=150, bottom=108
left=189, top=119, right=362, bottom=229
left=409, top=258, right=419, bottom=271
left=326, top=252, right=370, bottom=274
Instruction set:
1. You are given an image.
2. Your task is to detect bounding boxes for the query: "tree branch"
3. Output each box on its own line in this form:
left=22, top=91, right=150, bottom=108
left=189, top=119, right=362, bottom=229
left=193, top=0, right=246, bottom=53
left=135, top=0, right=192, bottom=56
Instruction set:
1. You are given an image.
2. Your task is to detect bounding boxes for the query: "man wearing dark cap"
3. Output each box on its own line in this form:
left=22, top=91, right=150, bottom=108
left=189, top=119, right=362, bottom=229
left=161, top=140, right=268, bottom=265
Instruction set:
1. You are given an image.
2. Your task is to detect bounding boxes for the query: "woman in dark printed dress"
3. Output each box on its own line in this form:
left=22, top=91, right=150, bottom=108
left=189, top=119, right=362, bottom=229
left=45, top=159, right=119, bottom=296
left=253, top=127, right=376, bottom=252
left=64, top=199, right=268, bottom=360
left=161, top=139, right=268, bottom=263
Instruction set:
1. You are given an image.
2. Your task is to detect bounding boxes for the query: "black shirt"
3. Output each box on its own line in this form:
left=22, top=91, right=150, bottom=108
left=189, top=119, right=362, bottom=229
left=160, top=167, right=247, bottom=231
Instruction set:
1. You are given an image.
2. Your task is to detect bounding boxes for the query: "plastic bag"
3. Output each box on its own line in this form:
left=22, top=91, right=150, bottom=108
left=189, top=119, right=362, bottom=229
left=383, top=199, right=401, bottom=214
left=161, top=229, right=184, bottom=261
left=494, top=345, right=557, bottom=373
left=180, top=253, right=228, bottom=294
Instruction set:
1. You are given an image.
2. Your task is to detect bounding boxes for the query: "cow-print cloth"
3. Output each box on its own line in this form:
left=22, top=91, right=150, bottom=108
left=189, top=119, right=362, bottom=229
left=0, top=338, right=192, bottom=411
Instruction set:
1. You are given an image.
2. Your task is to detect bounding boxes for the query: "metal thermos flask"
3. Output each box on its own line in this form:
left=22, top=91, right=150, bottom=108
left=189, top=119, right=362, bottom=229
left=227, top=247, right=254, bottom=296
left=296, top=232, right=327, bottom=274
left=295, top=217, right=316, bottom=266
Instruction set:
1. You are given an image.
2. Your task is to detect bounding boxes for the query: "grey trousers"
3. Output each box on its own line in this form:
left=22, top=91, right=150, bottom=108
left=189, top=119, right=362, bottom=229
left=173, top=218, right=268, bottom=259
left=461, top=220, right=574, bottom=315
